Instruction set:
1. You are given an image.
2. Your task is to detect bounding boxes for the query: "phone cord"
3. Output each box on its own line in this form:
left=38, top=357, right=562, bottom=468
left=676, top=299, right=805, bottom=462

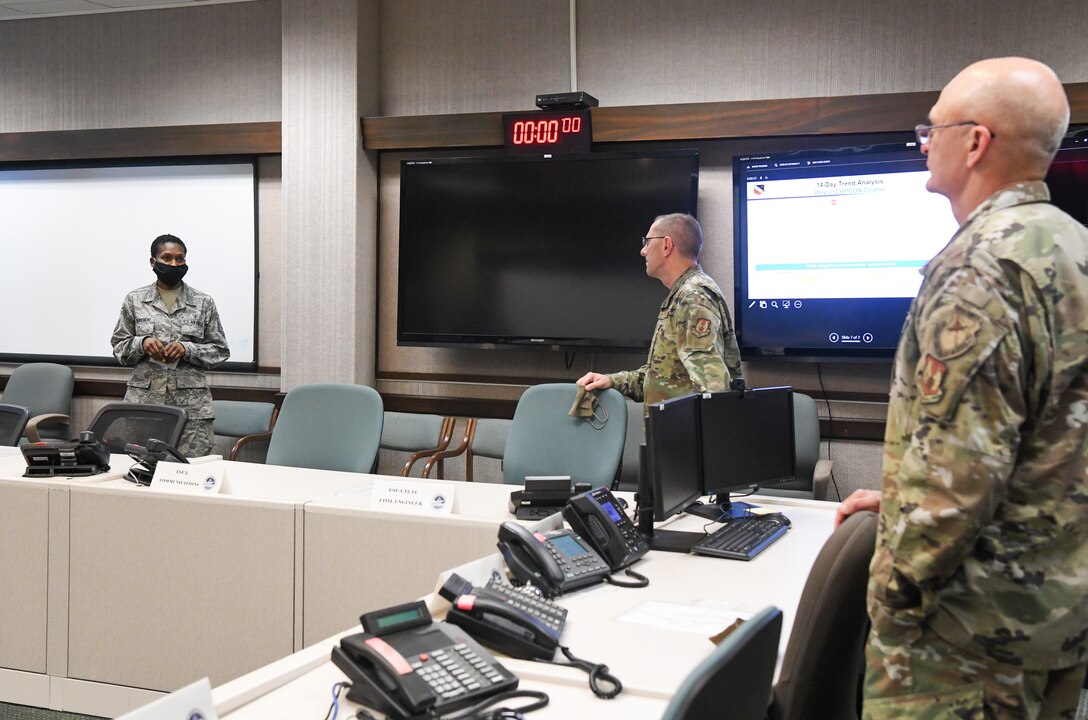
left=603, top=568, right=649, bottom=588
left=435, top=689, right=550, bottom=719
left=554, top=645, right=623, bottom=699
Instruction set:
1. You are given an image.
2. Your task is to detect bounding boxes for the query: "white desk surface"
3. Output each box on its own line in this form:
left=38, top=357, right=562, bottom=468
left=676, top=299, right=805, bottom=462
left=214, top=495, right=838, bottom=719
left=0, top=452, right=142, bottom=484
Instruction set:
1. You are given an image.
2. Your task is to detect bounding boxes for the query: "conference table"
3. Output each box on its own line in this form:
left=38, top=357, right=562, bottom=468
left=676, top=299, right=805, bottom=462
left=211, top=496, right=839, bottom=719
left=0, top=455, right=558, bottom=717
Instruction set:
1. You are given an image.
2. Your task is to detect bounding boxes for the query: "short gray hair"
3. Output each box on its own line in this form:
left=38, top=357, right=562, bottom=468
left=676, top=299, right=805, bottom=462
left=654, top=213, right=702, bottom=260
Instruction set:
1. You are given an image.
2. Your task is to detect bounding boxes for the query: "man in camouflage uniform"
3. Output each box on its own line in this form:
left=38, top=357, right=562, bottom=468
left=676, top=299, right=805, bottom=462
left=111, top=234, right=230, bottom=457
left=836, top=58, right=1088, bottom=719
left=577, top=213, right=741, bottom=406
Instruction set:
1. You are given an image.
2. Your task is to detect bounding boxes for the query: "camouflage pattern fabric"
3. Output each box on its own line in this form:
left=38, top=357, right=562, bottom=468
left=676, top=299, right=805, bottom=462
left=867, top=181, right=1088, bottom=698
left=862, top=627, right=1085, bottom=720
left=111, top=282, right=229, bottom=457
left=608, top=266, right=742, bottom=406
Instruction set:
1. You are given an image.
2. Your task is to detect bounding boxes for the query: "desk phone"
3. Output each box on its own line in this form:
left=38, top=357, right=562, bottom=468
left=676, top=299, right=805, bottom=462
left=331, top=599, right=518, bottom=720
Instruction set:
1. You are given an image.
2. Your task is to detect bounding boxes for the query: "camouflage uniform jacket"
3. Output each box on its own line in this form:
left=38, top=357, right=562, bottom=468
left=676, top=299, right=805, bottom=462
left=609, top=265, right=742, bottom=406
left=869, top=181, right=1088, bottom=670
left=111, top=282, right=230, bottom=420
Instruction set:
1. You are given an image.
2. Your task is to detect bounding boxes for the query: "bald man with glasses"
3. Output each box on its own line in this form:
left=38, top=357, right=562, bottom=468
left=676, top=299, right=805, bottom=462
left=838, top=57, right=1088, bottom=720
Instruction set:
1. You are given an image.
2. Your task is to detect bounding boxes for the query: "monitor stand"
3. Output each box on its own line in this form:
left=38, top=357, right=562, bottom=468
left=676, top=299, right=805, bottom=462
left=636, top=504, right=704, bottom=553
left=683, top=492, right=760, bottom=521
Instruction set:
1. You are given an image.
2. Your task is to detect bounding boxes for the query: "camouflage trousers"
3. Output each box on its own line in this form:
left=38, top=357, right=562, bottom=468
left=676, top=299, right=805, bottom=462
left=862, top=626, right=1086, bottom=720
left=179, top=418, right=214, bottom=458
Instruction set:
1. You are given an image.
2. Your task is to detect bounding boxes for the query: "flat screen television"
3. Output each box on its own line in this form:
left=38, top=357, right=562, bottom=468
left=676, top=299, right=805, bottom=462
left=732, top=132, right=1088, bottom=361
left=397, top=150, right=699, bottom=351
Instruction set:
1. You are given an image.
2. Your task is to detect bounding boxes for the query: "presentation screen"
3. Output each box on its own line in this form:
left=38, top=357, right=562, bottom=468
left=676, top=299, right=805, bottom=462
left=734, top=134, right=1088, bottom=361
left=0, top=159, right=257, bottom=367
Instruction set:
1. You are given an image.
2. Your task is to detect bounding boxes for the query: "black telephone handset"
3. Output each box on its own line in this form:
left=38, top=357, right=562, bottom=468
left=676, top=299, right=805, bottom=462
left=440, top=573, right=568, bottom=661
left=497, top=521, right=611, bottom=598
left=21, top=431, right=111, bottom=478
left=331, top=599, right=519, bottom=720
left=123, top=438, right=189, bottom=486
left=563, top=486, right=649, bottom=569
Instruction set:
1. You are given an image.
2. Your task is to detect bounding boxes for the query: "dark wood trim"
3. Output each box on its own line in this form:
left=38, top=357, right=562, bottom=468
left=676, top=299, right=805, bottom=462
left=363, top=83, right=1088, bottom=150
left=382, top=393, right=518, bottom=420
left=68, top=378, right=282, bottom=406
left=821, top=417, right=885, bottom=442
left=0, top=122, right=281, bottom=162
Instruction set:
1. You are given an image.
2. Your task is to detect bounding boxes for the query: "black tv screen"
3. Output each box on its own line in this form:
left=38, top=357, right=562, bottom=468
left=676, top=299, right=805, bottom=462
left=397, top=150, right=699, bottom=350
left=733, top=133, right=1088, bottom=361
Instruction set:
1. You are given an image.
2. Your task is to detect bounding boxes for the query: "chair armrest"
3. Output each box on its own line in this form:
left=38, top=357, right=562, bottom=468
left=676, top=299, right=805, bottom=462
left=25, top=413, right=70, bottom=443
left=402, top=417, right=456, bottom=477
left=230, top=431, right=273, bottom=461
left=422, top=418, right=474, bottom=479
left=813, top=459, right=833, bottom=501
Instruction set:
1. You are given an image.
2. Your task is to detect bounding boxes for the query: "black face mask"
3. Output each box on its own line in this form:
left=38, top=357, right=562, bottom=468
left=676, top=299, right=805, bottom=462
left=153, top=261, right=188, bottom=287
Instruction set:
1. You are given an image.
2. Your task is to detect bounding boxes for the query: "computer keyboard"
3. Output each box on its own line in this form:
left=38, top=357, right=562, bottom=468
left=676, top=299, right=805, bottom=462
left=690, top=513, right=791, bottom=561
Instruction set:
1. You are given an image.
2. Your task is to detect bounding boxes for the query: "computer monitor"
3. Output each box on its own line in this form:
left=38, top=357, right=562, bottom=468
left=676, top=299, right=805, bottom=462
left=638, top=392, right=705, bottom=552
left=697, top=386, right=796, bottom=519
left=638, top=386, right=798, bottom=550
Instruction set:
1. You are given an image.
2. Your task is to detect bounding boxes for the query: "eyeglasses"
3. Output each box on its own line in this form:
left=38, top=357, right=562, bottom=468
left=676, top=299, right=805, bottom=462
left=640, top=236, right=666, bottom=247
left=914, top=120, right=994, bottom=146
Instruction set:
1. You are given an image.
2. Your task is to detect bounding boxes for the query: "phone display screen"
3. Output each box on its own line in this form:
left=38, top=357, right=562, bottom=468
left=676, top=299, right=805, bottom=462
left=549, top=534, right=588, bottom=558
left=600, top=501, right=623, bottom=524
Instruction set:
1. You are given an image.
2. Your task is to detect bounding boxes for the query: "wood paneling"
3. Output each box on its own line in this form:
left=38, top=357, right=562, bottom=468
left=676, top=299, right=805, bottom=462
left=364, top=83, right=1088, bottom=150
left=0, top=122, right=281, bottom=162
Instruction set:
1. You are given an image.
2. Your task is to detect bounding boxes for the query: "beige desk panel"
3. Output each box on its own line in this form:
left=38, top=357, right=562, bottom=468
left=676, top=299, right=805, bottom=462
left=67, top=488, right=298, bottom=691
left=302, top=508, right=502, bottom=646
left=0, top=482, right=49, bottom=673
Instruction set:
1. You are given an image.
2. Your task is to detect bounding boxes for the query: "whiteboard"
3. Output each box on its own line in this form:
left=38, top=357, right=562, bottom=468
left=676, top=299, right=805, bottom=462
left=0, top=161, right=257, bottom=366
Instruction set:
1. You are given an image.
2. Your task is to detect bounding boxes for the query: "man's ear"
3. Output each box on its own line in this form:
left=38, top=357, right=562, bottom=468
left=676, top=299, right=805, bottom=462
left=662, top=235, right=674, bottom=256
left=964, top=126, right=994, bottom=170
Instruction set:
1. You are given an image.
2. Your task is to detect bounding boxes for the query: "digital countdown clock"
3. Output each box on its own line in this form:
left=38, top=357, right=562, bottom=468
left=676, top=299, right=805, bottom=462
left=502, top=110, right=592, bottom=154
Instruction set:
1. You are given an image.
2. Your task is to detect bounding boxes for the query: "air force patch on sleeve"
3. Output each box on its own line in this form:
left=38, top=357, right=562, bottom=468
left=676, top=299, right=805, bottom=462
left=919, top=353, right=947, bottom=403
left=692, top=317, right=712, bottom=338
left=934, top=305, right=982, bottom=359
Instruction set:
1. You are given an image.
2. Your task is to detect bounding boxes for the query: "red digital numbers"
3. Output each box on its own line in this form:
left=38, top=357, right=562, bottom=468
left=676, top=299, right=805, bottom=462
left=511, top=116, right=582, bottom=145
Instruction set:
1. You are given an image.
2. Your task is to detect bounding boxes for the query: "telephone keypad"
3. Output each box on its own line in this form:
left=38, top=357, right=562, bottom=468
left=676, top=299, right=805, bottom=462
left=483, top=577, right=568, bottom=636
left=410, top=643, right=508, bottom=700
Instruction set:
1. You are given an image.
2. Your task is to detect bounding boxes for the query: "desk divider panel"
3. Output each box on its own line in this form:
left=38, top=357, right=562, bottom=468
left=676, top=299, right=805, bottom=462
left=302, top=506, right=502, bottom=646
left=0, top=482, right=50, bottom=673
left=67, top=488, right=298, bottom=691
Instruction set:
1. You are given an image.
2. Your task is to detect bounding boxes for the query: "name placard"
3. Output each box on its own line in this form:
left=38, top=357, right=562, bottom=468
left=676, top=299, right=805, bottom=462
left=370, top=479, right=455, bottom=516
left=149, top=462, right=225, bottom=495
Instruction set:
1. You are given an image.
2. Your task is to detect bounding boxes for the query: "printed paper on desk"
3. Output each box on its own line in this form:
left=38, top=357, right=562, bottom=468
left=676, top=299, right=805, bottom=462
left=370, top=478, right=455, bottom=516
left=149, top=461, right=225, bottom=495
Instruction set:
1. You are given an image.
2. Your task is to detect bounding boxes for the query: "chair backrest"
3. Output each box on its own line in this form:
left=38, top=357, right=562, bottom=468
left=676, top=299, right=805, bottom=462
left=768, top=510, right=877, bottom=720
left=502, top=383, right=627, bottom=488
left=88, top=403, right=188, bottom=454
left=0, top=404, right=31, bottom=446
left=661, top=606, right=783, bottom=720
left=212, top=399, right=279, bottom=461
left=265, top=383, right=383, bottom=473
left=2, top=363, right=74, bottom=439
left=380, top=411, right=453, bottom=476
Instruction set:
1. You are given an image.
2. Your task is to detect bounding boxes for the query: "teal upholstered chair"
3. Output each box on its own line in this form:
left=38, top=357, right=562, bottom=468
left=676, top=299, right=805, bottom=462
left=212, top=399, right=279, bottom=461
left=3, top=362, right=74, bottom=441
left=661, top=605, right=783, bottom=720
left=379, top=411, right=454, bottom=477
left=265, top=383, right=383, bottom=473
left=0, top=404, right=31, bottom=446
left=421, top=416, right=511, bottom=482
left=502, top=383, right=627, bottom=489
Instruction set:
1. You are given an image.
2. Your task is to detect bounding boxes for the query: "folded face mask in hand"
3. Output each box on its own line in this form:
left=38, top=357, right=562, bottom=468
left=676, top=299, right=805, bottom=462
left=569, top=386, right=609, bottom=429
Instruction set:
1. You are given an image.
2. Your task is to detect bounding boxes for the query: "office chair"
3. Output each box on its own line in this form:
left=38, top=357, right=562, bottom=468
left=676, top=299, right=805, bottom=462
left=502, top=383, right=627, bottom=488
left=379, top=411, right=455, bottom=477
left=422, top=416, right=511, bottom=482
left=87, top=403, right=188, bottom=454
left=0, top=404, right=31, bottom=446
left=2, top=362, right=74, bottom=441
left=757, top=392, right=834, bottom=500
left=211, top=399, right=279, bottom=461
left=661, top=606, right=783, bottom=720
left=768, top=510, right=878, bottom=720
left=264, top=383, right=383, bottom=473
